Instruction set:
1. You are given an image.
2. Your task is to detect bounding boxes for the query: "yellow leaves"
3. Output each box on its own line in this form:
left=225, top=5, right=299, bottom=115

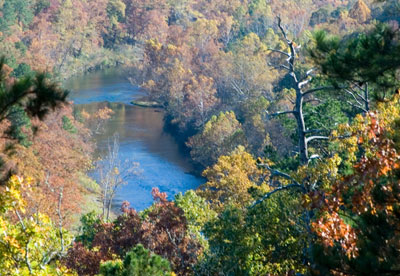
left=301, top=194, right=312, bottom=209
left=0, top=176, right=73, bottom=274
left=144, top=79, right=156, bottom=90
left=166, top=44, right=178, bottom=54
left=200, top=146, right=268, bottom=211
left=240, top=33, right=269, bottom=57
left=146, top=39, right=163, bottom=51
left=0, top=175, right=27, bottom=213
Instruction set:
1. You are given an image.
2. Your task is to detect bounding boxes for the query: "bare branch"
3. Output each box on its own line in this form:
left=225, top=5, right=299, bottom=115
left=306, top=136, right=330, bottom=144
left=346, top=100, right=368, bottom=113
left=268, top=62, right=290, bottom=71
left=25, top=237, right=32, bottom=274
left=277, top=16, right=291, bottom=43
left=266, top=110, right=295, bottom=119
left=15, top=210, right=25, bottom=231
left=344, top=89, right=364, bottom=107
left=259, top=163, right=300, bottom=186
left=57, top=187, right=64, bottom=253
left=298, top=77, right=312, bottom=89
left=304, top=98, right=322, bottom=104
left=268, top=48, right=290, bottom=57
left=276, top=16, right=296, bottom=73
left=251, top=184, right=306, bottom=208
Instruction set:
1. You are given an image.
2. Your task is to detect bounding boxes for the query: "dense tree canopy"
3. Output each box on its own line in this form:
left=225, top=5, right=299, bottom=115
left=1, top=0, right=400, bottom=275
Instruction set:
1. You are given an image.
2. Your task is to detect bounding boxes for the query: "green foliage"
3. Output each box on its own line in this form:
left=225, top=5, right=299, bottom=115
left=0, top=0, right=34, bottom=31
left=34, top=0, right=51, bottom=15
left=75, top=211, right=101, bottom=248
left=6, top=105, right=32, bottom=147
left=309, top=8, right=330, bottom=27
left=379, top=0, right=400, bottom=22
left=100, top=244, right=172, bottom=276
left=100, top=259, right=124, bottom=276
left=304, top=98, right=349, bottom=134
left=310, top=23, right=400, bottom=101
left=197, top=190, right=307, bottom=275
left=73, top=108, right=85, bottom=123
left=107, top=0, right=126, bottom=24
left=174, top=190, right=217, bottom=247
left=187, top=111, right=247, bottom=168
left=14, top=41, right=28, bottom=56
left=11, top=63, right=33, bottom=78
left=62, top=115, right=78, bottom=134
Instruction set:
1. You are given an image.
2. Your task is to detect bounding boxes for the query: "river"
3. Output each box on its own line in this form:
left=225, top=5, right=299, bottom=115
left=65, top=69, right=204, bottom=211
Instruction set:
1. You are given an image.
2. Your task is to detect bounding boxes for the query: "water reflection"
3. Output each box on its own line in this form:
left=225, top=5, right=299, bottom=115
left=66, top=70, right=203, bottom=211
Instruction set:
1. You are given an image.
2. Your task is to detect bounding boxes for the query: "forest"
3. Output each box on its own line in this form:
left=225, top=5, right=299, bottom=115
left=0, top=0, right=400, bottom=275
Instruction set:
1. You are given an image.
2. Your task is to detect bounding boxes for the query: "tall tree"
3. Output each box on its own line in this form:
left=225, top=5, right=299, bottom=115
left=310, top=23, right=400, bottom=112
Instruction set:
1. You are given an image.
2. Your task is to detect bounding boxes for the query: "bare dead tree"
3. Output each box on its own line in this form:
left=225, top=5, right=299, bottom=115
left=98, top=133, right=141, bottom=220
left=266, top=16, right=338, bottom=166
left=253, top=16, right=340, bottom=206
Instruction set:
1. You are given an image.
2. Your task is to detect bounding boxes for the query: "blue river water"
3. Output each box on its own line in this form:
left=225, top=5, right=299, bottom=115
left=66, top=70, right=203, bottom=211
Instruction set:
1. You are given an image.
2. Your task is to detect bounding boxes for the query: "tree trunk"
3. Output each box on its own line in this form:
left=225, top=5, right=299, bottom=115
left=295, top=89, right=308, bottom=165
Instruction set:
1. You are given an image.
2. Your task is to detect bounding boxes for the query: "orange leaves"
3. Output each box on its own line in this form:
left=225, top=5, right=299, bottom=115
left=2, top=105, right=94, bottom=227
left=151, top=187, right=168, bottom=204
left=313, top=98, right=400, bottom=260
left=313, top=212, right=358, bottom=258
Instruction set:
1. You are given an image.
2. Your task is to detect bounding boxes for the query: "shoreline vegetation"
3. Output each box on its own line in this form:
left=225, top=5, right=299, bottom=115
left=130, top=98, right=163, bottom=108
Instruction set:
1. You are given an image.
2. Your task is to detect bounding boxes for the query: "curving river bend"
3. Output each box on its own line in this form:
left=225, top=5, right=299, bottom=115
left=66, top=70, right=203, bottom=211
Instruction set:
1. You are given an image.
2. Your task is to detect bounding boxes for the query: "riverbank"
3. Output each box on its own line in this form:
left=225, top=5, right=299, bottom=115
left=67, top=70, right=204, bottom=212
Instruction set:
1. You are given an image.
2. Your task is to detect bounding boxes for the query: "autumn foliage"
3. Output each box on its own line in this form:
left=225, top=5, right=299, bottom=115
left=65, top=188, right=201, bottom=276
left=311, top=98, right=400, bottom=275
left=1, top=0, right=400, bottom=275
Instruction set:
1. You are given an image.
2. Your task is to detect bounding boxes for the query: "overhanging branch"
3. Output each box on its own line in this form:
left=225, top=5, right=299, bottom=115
left=306, top=135, right=330, bottom=144
left=259, top=163, right=300, bottom=186
left=268, top=48, right=290, bottom=57
left=266, top=110, right=296, bottom=119
left=251, top=184, right=306, bottom=208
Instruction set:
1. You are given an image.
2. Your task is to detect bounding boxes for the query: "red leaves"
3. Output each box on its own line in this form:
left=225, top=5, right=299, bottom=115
left=313, top=213, right=358, bottom=258
left=66, top=189, right=201, bottom=275
left=151, top=187, right=168, bottom=203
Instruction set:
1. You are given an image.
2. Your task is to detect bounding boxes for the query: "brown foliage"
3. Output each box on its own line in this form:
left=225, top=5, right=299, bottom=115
left=2, top=104, right=93, bottom=227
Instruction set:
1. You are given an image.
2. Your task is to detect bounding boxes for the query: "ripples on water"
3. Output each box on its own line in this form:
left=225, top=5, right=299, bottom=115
left=65, top=70, right=204, bottom=211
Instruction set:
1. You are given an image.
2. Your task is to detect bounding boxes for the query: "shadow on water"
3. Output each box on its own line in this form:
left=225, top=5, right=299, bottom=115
left=65, top=70, right=204, bottom=211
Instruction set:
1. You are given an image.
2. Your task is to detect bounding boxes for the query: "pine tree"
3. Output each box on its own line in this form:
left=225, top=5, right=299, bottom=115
left=0, top=57, right=68, bottom=123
